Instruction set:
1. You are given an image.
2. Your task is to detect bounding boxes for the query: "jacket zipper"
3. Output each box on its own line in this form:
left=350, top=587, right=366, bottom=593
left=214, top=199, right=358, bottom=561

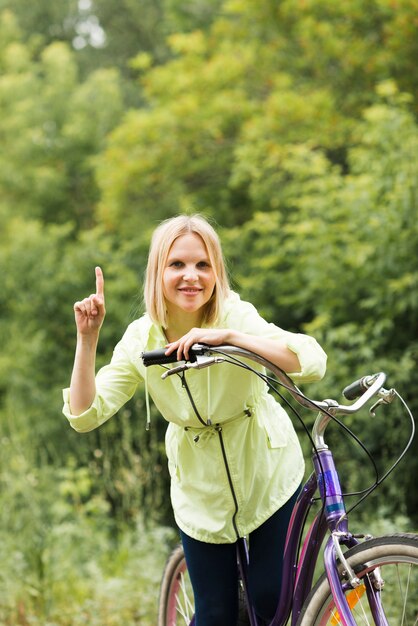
left=179, top=372, right=210, bottom=427
left=179, top=372, right=240, bottom=539
left=216, top=425, right=240, bottom=540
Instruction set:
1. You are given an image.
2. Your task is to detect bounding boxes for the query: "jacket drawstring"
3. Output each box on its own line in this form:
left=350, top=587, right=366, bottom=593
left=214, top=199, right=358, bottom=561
left=144, top=368, right=151, bottom=430
left=207, top=367, right=211, bottom=427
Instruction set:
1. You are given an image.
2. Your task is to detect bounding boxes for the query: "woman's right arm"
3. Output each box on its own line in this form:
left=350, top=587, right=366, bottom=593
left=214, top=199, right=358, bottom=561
left=69, top=266, right=106, bottom=415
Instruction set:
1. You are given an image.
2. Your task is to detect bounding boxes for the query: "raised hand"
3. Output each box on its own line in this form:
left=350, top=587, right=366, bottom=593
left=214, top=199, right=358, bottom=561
left=73, top=266, right=106, bottom=335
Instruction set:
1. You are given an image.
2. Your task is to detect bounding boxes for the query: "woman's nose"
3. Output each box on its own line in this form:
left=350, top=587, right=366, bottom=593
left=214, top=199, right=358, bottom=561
left=183, top=267, right=198, bottom=281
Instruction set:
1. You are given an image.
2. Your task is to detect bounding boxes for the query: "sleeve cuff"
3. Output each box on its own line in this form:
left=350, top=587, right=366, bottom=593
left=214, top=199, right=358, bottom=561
left=285, top=334, right=327, bottom=383
left=62, top=388, right=102, bottom=433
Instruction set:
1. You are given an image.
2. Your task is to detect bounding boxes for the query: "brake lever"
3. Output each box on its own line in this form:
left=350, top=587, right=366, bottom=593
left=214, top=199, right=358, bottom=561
left=161, top=363, right=188, bottom=379
left=369, top=388, right=396, bottom=416
left=161, top=356, right=224, bottom=379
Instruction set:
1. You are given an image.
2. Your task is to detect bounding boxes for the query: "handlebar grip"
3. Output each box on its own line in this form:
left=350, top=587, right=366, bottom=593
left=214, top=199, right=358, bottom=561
left=342, top=376, right=370, bottom=400
left=141, top=348, right=197, bottom=367
left=142, top=349, right=179, bottom=367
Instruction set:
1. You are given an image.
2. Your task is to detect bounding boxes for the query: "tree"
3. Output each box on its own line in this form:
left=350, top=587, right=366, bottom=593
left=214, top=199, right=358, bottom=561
left=223, top=84, right=418, bottom=520
left=0, top=11, right=124, bottom=228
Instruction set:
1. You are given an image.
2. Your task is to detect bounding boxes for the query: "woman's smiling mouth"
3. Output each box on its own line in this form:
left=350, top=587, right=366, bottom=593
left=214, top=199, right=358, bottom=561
left=179, top=287, right=202, bottom=294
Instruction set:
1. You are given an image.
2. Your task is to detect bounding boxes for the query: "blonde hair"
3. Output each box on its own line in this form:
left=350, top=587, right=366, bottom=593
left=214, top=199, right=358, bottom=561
left=144, top=215, right=230, bottom=328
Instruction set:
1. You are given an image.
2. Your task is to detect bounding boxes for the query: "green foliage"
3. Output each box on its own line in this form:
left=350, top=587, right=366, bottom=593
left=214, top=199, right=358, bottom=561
left=0, top=18, right=124, bottom=228
left=0, top=439, right=175, bottom=625
left=165, top=0, right=225, bottom=32
left=95, top=30, right=261, bottom=231
left=0, top=0, right=417, bottom=622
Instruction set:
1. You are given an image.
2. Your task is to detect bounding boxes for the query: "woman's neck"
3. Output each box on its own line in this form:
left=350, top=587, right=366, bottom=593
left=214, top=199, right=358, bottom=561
left=164, top=311, right=203, bottom=342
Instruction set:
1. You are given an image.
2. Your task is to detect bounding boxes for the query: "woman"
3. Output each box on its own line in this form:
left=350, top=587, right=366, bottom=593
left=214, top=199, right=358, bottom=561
left=63, top=214, right=327, bottom=625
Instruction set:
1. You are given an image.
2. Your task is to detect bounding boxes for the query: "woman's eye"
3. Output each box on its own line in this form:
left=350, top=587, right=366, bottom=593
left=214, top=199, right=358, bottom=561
left=170, top=261, right=183, bottom=268
left=197, top=261, right=210, bottom=269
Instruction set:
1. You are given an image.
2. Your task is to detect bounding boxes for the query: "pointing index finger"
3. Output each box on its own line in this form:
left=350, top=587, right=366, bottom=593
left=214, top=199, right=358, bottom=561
left=95, top=266, right=104, bottom=297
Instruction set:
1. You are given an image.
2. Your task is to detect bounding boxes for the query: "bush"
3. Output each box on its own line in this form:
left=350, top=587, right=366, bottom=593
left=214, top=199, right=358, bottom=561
left=0, top=443, right=176, bottom=625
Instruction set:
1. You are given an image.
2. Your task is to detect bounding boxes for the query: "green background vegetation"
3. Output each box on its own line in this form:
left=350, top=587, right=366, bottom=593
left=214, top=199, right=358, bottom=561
left=0, top=0, right=417, bottom=623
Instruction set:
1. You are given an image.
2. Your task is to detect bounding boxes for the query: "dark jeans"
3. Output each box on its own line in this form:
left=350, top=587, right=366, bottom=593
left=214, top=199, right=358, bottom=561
left=180, top=488, right=299, bottom=626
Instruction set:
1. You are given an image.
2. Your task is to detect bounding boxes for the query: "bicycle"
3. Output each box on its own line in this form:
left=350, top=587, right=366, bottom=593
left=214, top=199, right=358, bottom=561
left=141, top=343, right=417, bottom=626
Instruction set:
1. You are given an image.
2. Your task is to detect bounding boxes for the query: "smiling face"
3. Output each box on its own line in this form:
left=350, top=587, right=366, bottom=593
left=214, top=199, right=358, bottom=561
left=163, top=233, right=216, bottom=324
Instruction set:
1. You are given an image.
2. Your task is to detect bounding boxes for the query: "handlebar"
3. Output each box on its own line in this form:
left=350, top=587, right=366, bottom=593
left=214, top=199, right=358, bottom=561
left=141, top=344, right=393, bottom=417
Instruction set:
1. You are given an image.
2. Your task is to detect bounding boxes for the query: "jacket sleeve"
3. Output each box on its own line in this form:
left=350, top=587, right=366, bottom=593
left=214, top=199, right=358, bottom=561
left=62, top=324, right=143, bottom=433
left=279, top=331, right=327, bottom=382
left=225, top=295, right=327, bottom=383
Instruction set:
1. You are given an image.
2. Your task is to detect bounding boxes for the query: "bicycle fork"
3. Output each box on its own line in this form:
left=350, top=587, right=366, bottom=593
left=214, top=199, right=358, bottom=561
left=315, top=448, right=388, bottom=626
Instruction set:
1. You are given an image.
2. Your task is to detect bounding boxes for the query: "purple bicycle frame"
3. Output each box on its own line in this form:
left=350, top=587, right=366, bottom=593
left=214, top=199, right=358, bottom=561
left=235, top=472, right=327, bottom=626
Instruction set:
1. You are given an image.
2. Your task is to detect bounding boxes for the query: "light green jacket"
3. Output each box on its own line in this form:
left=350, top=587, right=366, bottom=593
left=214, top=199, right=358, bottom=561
left=63, top=292, right=327, bottom=543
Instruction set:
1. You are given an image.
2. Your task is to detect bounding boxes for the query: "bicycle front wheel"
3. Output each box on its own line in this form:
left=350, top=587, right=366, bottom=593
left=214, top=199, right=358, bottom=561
left=297, top=533, right=418, bottom=626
